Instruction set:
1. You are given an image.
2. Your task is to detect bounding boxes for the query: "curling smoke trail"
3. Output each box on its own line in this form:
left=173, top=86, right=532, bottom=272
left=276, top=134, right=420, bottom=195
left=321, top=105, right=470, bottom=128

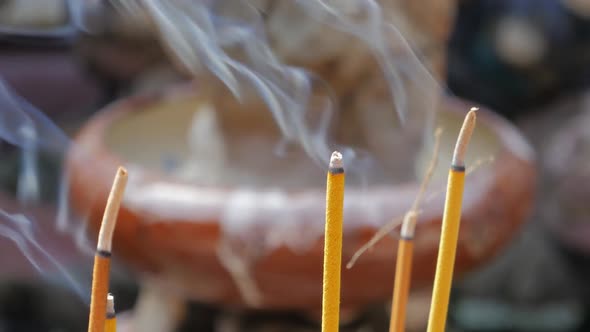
left=0, top=79, right=95, bottom=303
left=113, top=0, right=440, bottom=171
left=0, top=211, right=88, bottom=301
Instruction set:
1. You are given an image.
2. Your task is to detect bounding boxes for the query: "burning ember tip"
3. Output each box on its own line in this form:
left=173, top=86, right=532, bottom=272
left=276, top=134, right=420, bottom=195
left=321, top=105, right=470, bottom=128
left=106, top=293, right=115, bottom=315
left=329, top=151, right=343, bottom=169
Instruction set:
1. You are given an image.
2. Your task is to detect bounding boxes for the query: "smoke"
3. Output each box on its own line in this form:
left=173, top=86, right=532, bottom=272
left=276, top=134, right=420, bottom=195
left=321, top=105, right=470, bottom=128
left=100, top=0, right=445, bottom=254
left=0, top=81, right=69, bottom=153
left=113, top=0, right=441, bottom=180
left=0, top=0, right=446, bottom=302
left=0, top=80, right=95, bottom=304
left=139, top=0, right=335, bottom=165
left=0, top=211, right=88, bottom=302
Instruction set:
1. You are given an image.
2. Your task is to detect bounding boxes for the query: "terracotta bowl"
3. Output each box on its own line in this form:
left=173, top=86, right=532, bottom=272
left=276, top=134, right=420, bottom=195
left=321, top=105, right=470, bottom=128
left=66, top=83, right=535, bottom=312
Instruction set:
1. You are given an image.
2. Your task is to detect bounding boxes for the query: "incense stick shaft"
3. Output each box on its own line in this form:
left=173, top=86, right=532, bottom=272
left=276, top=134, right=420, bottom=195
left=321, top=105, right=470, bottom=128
left=389, top=239, right=414, bottom=332
left=104, top=317, right=116, bottom=332
left=89, top=167, right=128, bottom=332
left=88, top=255, right=111, bottom=332
left=426, top=169, right=465, bottom=332
left=389, top=128, right=441, bottom=332
left=322, top=158, right=345, bottom=332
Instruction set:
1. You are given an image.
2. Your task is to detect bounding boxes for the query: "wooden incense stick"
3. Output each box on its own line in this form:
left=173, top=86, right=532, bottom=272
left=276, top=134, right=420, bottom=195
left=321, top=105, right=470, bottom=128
left=389, top=128, right=442, bottom=332
left=426, top=108, right=477, bottom=332
left=88, top=167, right=128, bottom=332
left=322, top=151, right=346, bottom=332
left=105, top=293, right=117, bottom=332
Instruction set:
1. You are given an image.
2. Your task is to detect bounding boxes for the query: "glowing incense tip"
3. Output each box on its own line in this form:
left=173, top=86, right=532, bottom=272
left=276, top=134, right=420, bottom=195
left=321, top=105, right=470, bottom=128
left=97, top=166, right=128, bottom=253
left=452, top=108, right=477, bottom=168
left=329, top=151, right=343, bottom=169
left=106, top=293, right=115, bottom=316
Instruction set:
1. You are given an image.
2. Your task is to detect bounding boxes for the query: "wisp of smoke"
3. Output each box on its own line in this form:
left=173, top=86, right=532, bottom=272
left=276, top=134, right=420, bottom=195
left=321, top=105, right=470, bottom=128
left=112, top=0, right=441, bottom=183
left=0, top=211, right=88, bottom=301
left=0, top=0, right=446, bottom=303
left=0, top=79, right=98, bottom=304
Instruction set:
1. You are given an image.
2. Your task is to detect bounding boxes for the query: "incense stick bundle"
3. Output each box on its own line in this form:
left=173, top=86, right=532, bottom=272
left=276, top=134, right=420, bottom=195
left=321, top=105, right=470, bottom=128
left=88, top=167, right=128, bottom=332
left=105, top=293, right=117, bottom=332
left=321, top=151, right=346, bottom=332
left=427, top=109, right=477, bottom=332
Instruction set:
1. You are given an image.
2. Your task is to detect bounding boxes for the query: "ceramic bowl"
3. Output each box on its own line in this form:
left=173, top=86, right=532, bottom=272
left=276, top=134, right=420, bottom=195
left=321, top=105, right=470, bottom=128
left=66, top=83, right=536, bottom=312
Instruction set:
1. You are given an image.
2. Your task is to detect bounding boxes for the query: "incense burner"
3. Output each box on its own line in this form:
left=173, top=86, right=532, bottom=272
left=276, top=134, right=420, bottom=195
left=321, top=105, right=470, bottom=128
left=67, top=83, right=535, bottom=327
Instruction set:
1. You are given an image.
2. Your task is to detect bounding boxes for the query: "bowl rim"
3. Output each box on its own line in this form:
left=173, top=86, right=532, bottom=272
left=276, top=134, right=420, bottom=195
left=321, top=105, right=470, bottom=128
left=68, top=82, right=535, bottom=229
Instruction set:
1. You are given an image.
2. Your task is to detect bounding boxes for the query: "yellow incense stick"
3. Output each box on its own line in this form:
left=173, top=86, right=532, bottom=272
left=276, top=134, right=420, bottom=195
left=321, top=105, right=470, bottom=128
left=88, top=167, right=128, bottom=332
left=390, top=129, right=442, bottom=332
left=427, top=108, right=477, bottom=332
left=322, top=151, right=346, bottom=332
left=105, top=293, right=117, bottom=332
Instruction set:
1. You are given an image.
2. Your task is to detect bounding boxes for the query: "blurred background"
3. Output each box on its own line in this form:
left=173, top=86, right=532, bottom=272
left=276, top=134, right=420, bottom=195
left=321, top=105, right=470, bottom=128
left=1, top=0, right=590, bottom=331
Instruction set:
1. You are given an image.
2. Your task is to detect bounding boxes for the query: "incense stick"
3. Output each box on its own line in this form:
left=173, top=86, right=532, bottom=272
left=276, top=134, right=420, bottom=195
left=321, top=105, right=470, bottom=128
left=322, top=151, right=346, bottom=332
left=389, top=128, right=442, bottom=332
left=105, top=293, right=117, bottom=332
left=88, top=167, right=128, bottom=332
left=426, top=108, right=477, bottom=332
left=346, top=155, right=492, bottom=269
left=389, top=211, right=416, bottom=332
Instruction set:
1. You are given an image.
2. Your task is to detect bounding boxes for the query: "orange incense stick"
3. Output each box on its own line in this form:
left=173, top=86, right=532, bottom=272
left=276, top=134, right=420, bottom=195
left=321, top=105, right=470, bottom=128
left=389, top=211, right=416, bottom=332
left=389, top=129, right=442, bottom=332
left=427, top=109, right=477, bottom=332
left=88, top=167, right=128, bottom=332
left=322, top=151, right=346, bottom=332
